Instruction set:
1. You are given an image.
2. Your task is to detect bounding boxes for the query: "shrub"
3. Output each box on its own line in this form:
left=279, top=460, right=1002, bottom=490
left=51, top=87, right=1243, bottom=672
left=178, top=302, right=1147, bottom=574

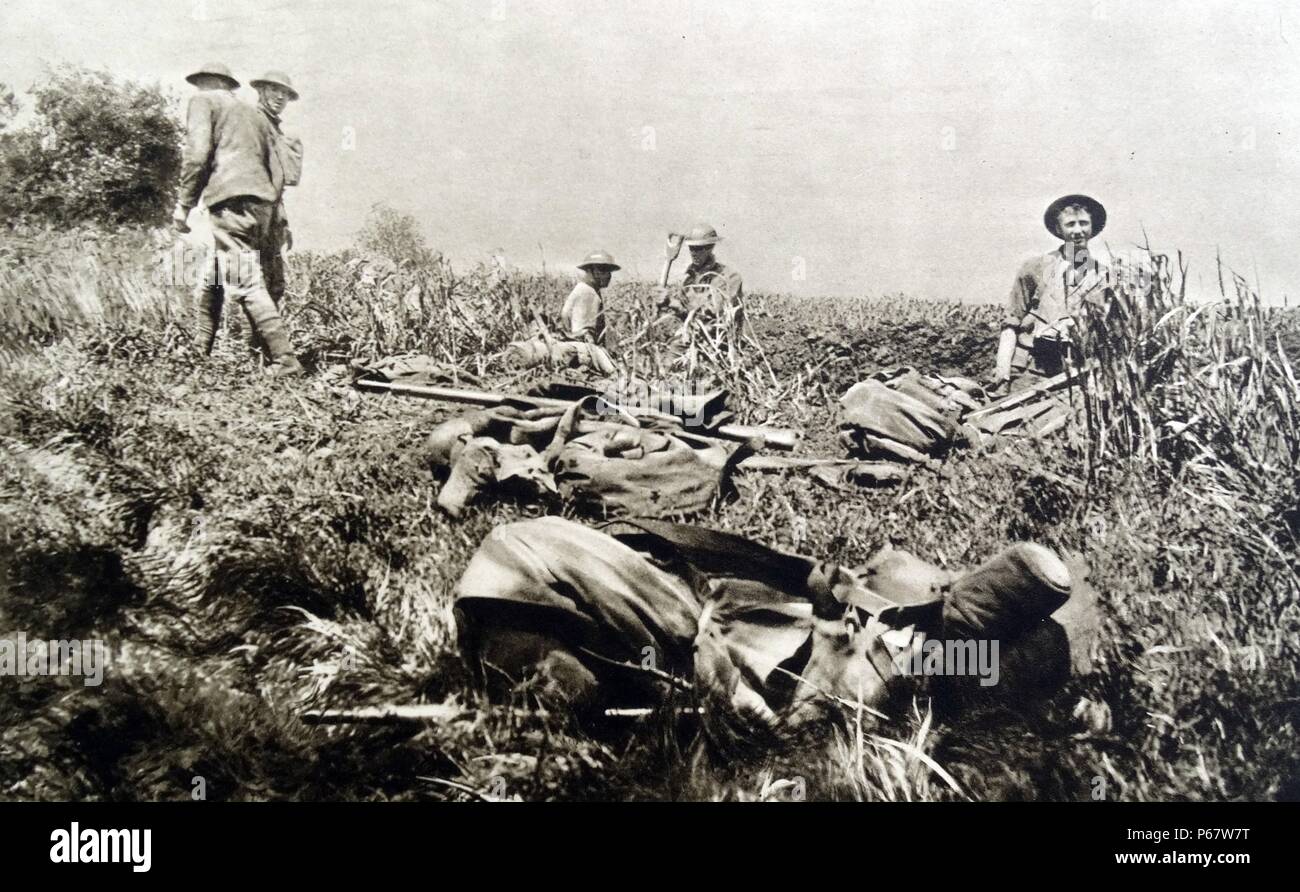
left=0, top=66, right=183, bottom=229
left=355, top=203, right=437, bottom=269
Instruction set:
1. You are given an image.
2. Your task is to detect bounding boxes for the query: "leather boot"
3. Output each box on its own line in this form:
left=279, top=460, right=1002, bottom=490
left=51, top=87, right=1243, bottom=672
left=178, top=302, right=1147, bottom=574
left=245, top=299, right=304, bottom=378
left=259, top=321, right=304, bottom=377
left=268, top=355, right=306, bottom=378
left=195, top=288, right=223, bottom=356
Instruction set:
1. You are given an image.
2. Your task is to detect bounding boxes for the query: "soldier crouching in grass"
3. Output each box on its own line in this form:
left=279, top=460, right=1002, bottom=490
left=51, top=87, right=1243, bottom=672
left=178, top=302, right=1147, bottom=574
left=657, top=223, right=745, bottom=333
left=561, top=251, right=620, bottom=346
left=991, top=194, right=1113, bottom=394
left=174, top=64, right=305, bottom=378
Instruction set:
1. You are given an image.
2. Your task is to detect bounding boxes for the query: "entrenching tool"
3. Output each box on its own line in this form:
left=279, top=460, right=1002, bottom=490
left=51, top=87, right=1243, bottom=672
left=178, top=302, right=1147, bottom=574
left=659, top=231, right=685, bottom=287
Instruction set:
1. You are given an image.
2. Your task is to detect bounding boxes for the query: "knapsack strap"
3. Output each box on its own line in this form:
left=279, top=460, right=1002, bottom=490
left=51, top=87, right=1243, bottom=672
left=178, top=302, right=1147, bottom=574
left=604, top=519, right=821, bottom=596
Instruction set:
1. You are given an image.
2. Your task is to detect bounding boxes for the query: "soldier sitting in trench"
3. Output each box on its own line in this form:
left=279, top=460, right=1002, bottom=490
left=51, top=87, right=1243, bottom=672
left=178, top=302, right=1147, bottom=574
left=992, top=194, right=1113, bottom=394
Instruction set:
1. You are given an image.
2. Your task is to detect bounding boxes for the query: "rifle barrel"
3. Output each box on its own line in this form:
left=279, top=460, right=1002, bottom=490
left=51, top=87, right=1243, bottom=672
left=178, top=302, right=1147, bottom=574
left=302, top=704, right=700, bottom=724
left=965, top=361, right=1095, bottom=423
left=355, top=378, right=802, bottom=450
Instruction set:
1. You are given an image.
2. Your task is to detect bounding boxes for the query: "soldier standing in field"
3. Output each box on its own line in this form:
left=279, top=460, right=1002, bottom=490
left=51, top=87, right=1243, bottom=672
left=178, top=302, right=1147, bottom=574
left=561, top=251, right=620, bottom=345
left=173, top=63, right=244, bottom=355
left=991, top=194, right=1112, bottom=393
left=248, top=71, right=303, bottom=324
left=173, top=64, right=304, bottom=377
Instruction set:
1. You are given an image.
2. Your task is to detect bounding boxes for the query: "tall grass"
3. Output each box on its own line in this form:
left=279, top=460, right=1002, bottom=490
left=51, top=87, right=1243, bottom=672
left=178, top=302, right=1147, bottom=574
left=1061, top=247, right=1300, bottom=802
left=3, top=224, right=1299, bottom=800
left=1076, top=248, right=1299, bottom=605
left=286, top=250, right=564, bottom=373
left=1078, top=251, right=1300, bottom=484
left=0, top=225, right=184, bottom=362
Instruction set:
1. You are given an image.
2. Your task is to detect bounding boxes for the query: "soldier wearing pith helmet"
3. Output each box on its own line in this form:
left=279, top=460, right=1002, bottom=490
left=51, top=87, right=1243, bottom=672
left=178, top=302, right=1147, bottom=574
left=562, top=251, right=620, bottom=345
left=175, top=63, right=304, bottom=376
left=658, top=223, right=744, bottom=325
left=176, top=65, right=239, bottom=224
left=248, top=70, right=303, bottom=198
left=247, top=71, right=304, bottom=325
left=185, top=61, right=240, bottom=92
left=992, top=194, right=1112, bottom=391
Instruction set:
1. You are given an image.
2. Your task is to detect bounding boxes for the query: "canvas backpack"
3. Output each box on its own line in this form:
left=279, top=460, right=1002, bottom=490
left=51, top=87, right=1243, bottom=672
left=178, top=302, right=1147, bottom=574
left=839, top=368, right=981, bottom=463
left=426, top=398, right=751, bottom=518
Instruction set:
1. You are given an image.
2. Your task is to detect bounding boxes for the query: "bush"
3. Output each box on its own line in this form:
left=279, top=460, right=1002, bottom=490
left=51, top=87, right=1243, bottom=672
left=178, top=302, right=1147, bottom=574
left=356, top=203, right=437, bottom=268
left=0, top=66, right=183, bottom=229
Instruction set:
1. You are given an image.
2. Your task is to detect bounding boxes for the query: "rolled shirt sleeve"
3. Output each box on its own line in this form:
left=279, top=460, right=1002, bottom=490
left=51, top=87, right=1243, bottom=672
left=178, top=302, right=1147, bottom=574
left=561, top=283, right=603, bottom=342
left=1004, top=257, right=1039, bottom=330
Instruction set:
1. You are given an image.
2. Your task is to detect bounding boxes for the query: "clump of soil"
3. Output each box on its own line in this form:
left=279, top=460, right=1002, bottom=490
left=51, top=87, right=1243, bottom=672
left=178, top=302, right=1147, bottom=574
left=750, top=316, right=999, bottom=396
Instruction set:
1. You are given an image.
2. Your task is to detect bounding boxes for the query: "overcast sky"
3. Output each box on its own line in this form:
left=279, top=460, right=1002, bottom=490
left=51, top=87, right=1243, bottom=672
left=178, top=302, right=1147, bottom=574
left=3, top=0, right=1298, bottom=302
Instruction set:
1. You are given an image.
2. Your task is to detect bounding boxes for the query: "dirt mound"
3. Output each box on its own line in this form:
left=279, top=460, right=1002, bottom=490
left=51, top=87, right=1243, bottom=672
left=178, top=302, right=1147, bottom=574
left=751, top=315, right=999, bottom=396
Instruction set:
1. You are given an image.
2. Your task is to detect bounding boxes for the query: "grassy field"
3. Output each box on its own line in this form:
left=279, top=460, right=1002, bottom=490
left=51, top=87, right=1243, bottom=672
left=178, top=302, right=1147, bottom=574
left=1, top=225, right=1297, bottom=801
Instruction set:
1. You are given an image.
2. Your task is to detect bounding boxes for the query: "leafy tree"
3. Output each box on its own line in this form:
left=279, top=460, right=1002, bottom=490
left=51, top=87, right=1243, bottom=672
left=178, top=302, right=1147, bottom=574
left=357, top=202, right=437, bottom=268
left=0, top=66, right=183, bottom=228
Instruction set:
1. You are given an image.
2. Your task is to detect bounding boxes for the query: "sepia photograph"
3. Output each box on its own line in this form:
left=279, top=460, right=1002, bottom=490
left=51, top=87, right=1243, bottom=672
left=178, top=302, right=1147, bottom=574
left=0, top=0, right=1294, bottom=866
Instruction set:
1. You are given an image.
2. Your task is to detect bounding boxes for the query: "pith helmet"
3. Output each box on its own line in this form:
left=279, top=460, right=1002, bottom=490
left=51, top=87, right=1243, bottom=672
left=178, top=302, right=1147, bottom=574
left=577, top=250, right=620, bottom=271
left=250, top=70, right=299, bottom=101
left=1044, top=194, right=1106, bottom=238
left=186, top=62, right=239, bottom=90
left=683, top=224, right=723, bottom=247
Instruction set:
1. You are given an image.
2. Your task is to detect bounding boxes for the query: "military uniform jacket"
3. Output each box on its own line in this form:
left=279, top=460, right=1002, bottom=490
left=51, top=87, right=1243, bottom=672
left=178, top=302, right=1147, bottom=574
left=178, top=91, right=284, bottom=210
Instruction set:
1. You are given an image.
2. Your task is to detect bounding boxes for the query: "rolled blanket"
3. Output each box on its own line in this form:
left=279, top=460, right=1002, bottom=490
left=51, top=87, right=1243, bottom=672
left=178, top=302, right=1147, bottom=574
left=839, top=370, right=962, bottom=462
left=506, top=337, right=616, bottom=375
left=423, top=400, right=743, bottom=518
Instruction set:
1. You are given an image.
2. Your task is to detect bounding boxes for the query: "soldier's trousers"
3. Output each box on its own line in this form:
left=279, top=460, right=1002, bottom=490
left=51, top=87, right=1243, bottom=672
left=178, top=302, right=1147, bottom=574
left=194, top=197, right=292, bottom=362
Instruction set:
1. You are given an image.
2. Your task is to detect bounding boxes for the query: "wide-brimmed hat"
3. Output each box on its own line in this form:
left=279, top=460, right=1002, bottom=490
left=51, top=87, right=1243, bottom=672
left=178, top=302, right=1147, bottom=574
left=577, top=250, right=620, bottom=271
left=250, top=70, right=299, bottom=101
left=185, top=62, right=239, bottom=90
left=683, top=224, right=723, bottom=247
left=1044, top=194, right=1106, bottom=238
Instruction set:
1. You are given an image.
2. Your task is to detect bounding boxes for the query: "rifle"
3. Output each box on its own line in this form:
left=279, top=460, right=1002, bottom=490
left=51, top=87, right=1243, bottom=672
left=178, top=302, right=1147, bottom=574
left=354, top=378, right=803, bottom=451
left=965, top=360, right=1096, bottom=425
left=300, top=704, right=701, bottom=724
